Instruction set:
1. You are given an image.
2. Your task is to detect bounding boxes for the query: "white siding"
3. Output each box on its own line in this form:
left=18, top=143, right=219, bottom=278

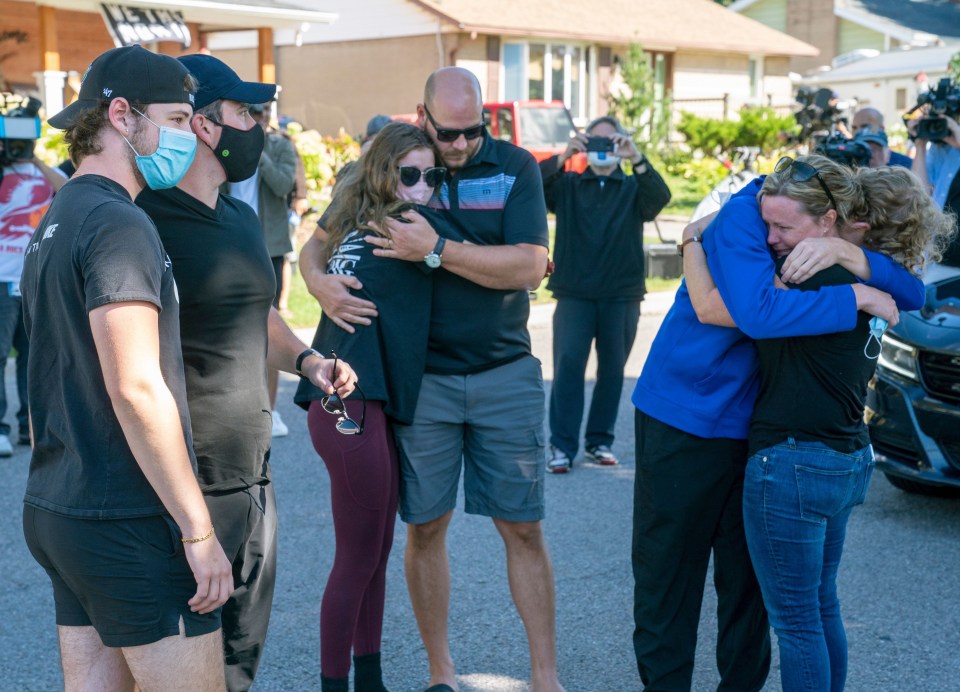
left=207, top=0, right=444, bottom=50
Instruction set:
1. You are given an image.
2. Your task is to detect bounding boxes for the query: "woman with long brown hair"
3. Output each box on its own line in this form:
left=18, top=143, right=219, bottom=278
left=294, top=122, right=447, bottom=692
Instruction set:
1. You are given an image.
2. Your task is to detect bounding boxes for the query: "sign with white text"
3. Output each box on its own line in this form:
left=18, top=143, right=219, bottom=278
left=100, top=4, right=191, bottom=49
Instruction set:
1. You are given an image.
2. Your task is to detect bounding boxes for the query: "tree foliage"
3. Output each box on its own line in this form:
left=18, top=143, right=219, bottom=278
left=606, top=43, right=672, bottom=152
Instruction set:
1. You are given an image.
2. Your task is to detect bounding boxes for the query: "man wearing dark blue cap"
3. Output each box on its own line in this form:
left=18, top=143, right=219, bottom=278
left=136, top=53, right=357, bottom=691
left=22, top=44, right=234, bottom=691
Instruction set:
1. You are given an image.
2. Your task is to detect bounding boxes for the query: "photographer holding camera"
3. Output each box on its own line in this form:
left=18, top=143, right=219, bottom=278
left=907, top=77, right=960, bottom=265
left=539, top=115, right=670, bottom=472
left=0, top=96, right=66, bottom=454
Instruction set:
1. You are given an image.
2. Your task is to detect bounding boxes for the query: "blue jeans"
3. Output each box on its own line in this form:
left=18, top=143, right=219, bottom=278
left=742, top=439, right=874, bottom=692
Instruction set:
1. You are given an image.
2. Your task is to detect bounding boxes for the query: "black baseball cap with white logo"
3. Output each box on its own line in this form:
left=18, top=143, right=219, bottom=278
left=178, top=54, right=276, bottom=110
left=48, top=45, right=196, bottom=130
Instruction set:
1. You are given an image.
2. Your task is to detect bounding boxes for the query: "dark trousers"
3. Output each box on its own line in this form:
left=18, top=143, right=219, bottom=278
left=0, top=290, right=27, bottom=436
left=12, top=311, right=28, bottom=434
left=549, top=298, right=640, bottom=457
left=205, top=456, right=278, bottom=692
left=632, top=410, right=770, bottom=692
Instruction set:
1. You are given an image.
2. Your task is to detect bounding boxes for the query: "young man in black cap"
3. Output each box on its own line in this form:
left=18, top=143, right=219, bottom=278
left=136, top=53, right=357, bottom=691
left=21, top=44, right=233, bottom=690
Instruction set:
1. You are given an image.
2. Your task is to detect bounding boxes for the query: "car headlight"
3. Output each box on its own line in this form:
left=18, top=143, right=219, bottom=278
left=877, top=333, right=919, bottom=381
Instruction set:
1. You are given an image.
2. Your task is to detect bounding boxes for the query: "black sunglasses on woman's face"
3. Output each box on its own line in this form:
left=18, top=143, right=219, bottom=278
left=398, top=166, right=446, bottom=188
left=321, top=352, right=365, bottom=435
left=774, top=156, right=838, bottom=211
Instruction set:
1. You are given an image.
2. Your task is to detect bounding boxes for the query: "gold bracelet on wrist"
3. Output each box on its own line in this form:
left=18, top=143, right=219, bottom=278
left=181, top=526, right=215, bottom=544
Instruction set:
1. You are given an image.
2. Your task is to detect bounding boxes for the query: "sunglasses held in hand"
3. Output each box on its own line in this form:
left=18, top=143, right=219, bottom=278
left=322, top=352, right=366, bottom=435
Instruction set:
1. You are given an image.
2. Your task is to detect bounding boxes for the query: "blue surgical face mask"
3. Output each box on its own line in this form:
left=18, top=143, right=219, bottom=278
left=123, top=108, right=197, bottom=190
left=864, top=316, right=888, bottom=359
left=587, top=151, right=621, bottom=169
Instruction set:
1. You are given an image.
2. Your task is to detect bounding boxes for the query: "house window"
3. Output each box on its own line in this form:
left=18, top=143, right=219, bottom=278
left=896, top=87, right=907, bottom=110
left=503, top=44, right=524, bottom=101
left=748, top=56, right=764, bottom=101
left=503, top=41, right=590, bottom=121
left=528, top=44, right=545, bottom=100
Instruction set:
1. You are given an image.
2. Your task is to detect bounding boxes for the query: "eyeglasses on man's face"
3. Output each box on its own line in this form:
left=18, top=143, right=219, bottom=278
left=423, top=105, right=485, bottom=143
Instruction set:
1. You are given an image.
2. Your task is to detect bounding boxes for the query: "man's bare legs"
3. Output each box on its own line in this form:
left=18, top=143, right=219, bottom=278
left=59, top=622, right=225, bottom=692
left=406, top=510, right=457, bottom=690
left=494, top=519, right=564, bottom=692
left=59, top=626, right=134, bottom=692
left=406, top=512, right=564, bottom=692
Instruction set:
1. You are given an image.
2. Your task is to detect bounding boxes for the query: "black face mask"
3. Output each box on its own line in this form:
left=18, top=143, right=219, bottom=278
left=206, top=120, right=265, bottom=182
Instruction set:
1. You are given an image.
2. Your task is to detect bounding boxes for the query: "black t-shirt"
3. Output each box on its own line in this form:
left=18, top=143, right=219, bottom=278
left=21, top=175, right=195, bottom=518
left=295, top=221, right=433, bottom=424
left=749, top=263, right=876, bottom=456
left=137, top=187, right=276, bottom=492
left=425, top=135, right=549, bottom=374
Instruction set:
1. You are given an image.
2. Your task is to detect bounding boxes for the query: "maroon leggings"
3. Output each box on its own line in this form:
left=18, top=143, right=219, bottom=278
left=308, top=399, right=399, bottom=678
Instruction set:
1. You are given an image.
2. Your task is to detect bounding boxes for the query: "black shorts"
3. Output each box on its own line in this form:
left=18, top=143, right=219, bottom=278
left=23, top=505, right=221, bottom=647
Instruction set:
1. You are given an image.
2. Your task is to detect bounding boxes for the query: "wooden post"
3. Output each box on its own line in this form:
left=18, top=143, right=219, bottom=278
left=39, top=5, right=60, bottom=72
left=257, top=28, right=275, bottom=84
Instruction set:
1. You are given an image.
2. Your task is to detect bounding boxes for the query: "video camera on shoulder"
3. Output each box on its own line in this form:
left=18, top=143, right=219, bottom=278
left=909, top=77, right=960, bottom=142
left=814, top=130, right=871, bottom=167
left=586, top=136, right=615, bottom=153
left=793, top=86, right=845, bottom=144
left=0, top=94, right=43, bottom=165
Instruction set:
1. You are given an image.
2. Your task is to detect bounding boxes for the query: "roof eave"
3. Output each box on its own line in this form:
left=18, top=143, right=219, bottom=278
left=31, top=0, right=337, bottom=30
left=453, top=24, right=818, bottom=58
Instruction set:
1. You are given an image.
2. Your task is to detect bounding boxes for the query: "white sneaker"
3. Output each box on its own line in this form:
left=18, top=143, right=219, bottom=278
left=271, top=411, right=289, bottom=437
left=546, top=446, right=572, bottom=474
left=0, top=434, right=12, bottom=458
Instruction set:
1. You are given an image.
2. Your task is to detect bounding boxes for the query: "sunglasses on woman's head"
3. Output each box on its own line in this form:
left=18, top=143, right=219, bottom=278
left=774, top=156, right=838, bottom=211
left=321, top=352, right=366, bottom=435
left=398, top=166, right=446, bottom=188
left=423, top=105, right=485, bottom=143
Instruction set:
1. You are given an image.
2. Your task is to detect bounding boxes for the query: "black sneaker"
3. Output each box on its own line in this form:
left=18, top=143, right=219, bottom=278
left=18, top=431, right=31, bottom=446
left=585, top=445, right=619, bottom=466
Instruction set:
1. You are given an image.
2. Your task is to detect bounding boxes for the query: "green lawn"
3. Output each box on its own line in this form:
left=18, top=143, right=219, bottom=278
left=286, top=249, right=682, bottom=330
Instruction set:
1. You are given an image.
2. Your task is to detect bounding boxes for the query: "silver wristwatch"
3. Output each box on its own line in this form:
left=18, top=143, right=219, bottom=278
left=424, top=237, right=446, bottom=269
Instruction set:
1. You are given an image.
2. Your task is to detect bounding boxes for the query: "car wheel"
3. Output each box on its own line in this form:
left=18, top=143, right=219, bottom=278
left=884, top=473, right=960, bottom=497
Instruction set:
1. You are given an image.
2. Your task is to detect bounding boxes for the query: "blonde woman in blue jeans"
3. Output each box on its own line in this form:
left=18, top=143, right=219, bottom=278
left=685, top=161, right=954, bottom=691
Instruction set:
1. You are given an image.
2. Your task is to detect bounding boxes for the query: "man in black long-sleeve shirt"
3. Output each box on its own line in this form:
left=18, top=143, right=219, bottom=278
left=540, top=115, right=671, bottom=473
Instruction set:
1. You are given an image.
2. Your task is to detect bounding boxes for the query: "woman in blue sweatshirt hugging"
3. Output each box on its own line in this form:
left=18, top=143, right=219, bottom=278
left=629, top=155, right=930, bottom=692
left=681, top=160, right=953, bottom=692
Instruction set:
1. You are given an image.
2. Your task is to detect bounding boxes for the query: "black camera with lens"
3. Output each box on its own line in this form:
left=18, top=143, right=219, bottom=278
left=913, top=77, right=960, bottom=142
left=793, top=86, right=845, bottom=144
left=586, top=136, right=615, bottom=153
left=0, top=95, right=43, bottom=165
left=814, top=131, right=871, bottom=167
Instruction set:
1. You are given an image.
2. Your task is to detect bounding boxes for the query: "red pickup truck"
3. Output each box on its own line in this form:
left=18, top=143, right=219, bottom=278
left=482, top=100, right=577, bottom=163
left=394, top=100, right=583, bottom=169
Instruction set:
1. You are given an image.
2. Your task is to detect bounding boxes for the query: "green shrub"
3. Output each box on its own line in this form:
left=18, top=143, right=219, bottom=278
left=675, top=106, right=796, bottom=158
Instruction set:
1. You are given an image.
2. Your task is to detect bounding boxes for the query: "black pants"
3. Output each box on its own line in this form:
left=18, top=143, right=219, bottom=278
left=632, top=410, right=770, bottom=692
left=205, top=457, right=278, bottom=692
left=549, top=297, right=640, bottom=457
